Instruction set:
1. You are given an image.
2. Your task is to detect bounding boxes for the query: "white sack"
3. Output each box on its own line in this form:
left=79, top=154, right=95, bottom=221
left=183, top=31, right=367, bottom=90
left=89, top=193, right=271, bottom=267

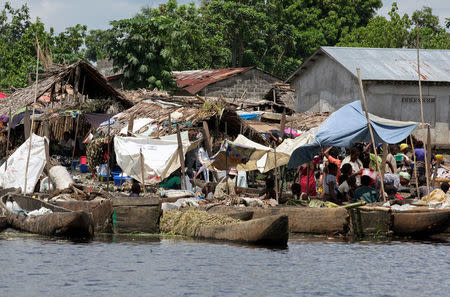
left=0, top=134, right=47, bottom=194
left=49, top=166, right=74, bottom=190
left=114, top=131, right=190, bottom=185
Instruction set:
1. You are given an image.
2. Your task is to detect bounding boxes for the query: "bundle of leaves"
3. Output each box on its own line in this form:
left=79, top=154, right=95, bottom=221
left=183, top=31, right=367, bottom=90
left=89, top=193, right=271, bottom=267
left=160, top=208, right=239, bottom=237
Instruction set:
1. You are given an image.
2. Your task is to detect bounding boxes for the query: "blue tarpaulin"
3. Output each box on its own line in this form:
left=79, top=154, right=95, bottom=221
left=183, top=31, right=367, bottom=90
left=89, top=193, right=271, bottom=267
left=288, top=101, right=418, bottom=168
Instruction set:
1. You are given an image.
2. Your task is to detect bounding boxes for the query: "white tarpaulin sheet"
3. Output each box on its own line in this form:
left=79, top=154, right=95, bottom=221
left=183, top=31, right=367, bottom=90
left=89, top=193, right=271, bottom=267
left=114, top=131, right=190, bottom=184
left=256, top=127, right=318, bottom=172
left=0, top=134, right=47, bottom=193
left=119, top=118, right=155, bottom=135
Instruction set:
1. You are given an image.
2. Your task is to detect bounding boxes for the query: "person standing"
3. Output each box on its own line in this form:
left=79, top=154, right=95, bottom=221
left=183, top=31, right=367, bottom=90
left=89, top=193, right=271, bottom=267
left=341, top=147, right=363, bottom=185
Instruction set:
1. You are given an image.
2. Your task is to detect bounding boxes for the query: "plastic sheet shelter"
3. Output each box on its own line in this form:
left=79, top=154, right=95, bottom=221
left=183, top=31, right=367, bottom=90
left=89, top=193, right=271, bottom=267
left=0, top=134, right=47, bottom=193
left=114, top=132, right=191, bottom=184
left=288, top=101, right=418, bottom=168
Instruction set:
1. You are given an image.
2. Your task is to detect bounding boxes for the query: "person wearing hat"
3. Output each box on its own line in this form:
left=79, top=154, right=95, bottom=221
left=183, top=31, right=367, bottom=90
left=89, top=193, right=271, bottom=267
left=213, top=168, right=237, bottom=199
left=396, top=143, right=411, bottom=172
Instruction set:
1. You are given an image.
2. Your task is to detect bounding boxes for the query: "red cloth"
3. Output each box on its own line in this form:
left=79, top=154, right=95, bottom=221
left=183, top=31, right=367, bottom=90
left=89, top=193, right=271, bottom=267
left=0, top=92, right=6, bottom=99
left=299, top=166, right=317, bottom=196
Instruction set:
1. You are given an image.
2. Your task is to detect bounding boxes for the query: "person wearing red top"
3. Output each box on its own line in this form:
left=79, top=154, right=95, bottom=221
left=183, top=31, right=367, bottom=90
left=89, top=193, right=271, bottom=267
left=324, top=147, right=341, bottom=178
left=296, top=164, right=317, bottom=197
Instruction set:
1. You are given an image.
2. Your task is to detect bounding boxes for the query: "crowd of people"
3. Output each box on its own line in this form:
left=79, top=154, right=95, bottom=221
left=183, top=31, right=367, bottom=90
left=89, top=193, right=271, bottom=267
left=291, top=142, right=449, bottom=205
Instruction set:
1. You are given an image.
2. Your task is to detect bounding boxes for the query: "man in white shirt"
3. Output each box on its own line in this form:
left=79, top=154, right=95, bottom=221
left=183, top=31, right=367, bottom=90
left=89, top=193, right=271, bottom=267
left=341, top=147, right=363, bottom=185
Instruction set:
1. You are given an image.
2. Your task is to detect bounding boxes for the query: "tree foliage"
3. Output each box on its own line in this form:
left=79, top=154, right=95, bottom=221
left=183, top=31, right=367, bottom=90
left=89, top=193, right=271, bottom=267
left=0, top=1, right=449, bottom=91
left=338, top=3, right=450, bottom=49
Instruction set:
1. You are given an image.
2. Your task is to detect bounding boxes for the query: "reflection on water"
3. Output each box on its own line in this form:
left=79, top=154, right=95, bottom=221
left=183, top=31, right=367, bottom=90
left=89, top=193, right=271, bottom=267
left=1, top=231, right=449, bottom=297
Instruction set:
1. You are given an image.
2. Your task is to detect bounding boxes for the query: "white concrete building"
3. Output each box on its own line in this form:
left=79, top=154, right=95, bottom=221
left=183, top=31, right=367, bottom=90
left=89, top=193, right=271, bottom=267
left=286, top=47, right=450, bottom=145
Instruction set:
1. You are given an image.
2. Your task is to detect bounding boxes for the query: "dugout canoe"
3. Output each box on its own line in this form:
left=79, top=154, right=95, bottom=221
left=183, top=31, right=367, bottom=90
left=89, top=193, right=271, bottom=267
left=392, top=208, right=450, bottom=236
left=209, top=206, right=349, bottom=234
left=0, top=194, right=94, bottom=238
left=195, top=214, right=289, bottom=246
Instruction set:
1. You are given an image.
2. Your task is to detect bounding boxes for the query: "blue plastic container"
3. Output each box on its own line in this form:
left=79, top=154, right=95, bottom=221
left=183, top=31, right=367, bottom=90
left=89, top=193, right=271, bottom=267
left=98, top=174, right=109, bottom=182
left=79, top=164, right=89, bottom=173
left=111, top=171, right=122, bottom=177
left=113, top=175, right=131, bottom=185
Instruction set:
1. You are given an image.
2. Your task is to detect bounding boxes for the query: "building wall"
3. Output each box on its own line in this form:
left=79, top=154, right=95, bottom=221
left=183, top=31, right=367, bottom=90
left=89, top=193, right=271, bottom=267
left=291, top=57, right=361, bottom=112
left=200, top=69, right=281, bottom=101
left=291, top=56, right=450, bottom=145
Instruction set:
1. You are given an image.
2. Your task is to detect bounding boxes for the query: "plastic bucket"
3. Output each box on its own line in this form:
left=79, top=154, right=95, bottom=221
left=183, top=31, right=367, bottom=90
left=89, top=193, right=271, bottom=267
left=79, top=164, right=88, bottom=173
left=114, top=175, right=130, bottom=186
left=80, top=156, right=87, bottom=165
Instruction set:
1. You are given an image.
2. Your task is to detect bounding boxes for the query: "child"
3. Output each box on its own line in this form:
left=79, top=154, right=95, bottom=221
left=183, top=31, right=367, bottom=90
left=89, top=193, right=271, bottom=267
left=323, top=163, right=339, bottom=204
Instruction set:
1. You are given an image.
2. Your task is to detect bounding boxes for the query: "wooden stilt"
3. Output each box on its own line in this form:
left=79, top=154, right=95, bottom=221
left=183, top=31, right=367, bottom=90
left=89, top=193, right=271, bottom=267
left=24, top=34, right=40, bottom=194
left=176, top=124, right=187, bottom=190
left=106, top=117, right=111, bottom=191
left=139, top=148, right=146, bottom=194
left=357, top=68, right=386, bottom=201
left=202, top=121, right=218, bottom=182
left=4, top=107, right=12, bottom=171
left=274, top=142, right=279, bottom=203
left=410, top=135, right=420, bottom=197
left=280, top=109, right=286, bottom=139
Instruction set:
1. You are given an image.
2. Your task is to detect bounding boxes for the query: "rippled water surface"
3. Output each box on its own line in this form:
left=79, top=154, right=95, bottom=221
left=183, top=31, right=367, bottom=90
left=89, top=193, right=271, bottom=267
left=1, top=232, right=449, bottom=297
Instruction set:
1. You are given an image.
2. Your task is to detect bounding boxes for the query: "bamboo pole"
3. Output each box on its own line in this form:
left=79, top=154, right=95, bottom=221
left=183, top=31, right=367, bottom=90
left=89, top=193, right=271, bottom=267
left=280, top=109, right=286, bottom=139
left=4, top=107, right=11, bottom=171
left=24, top=34, right=40, bottom=194
left=139, top=148, right=146, bottom=194
left=273, top=142, right=279, bottom=203
left=410, top=135, right=420, bottom=197
left=202, top=121, right=218, bottom=182
left=426, top=125, right=432, bottom=199
left=176, top=124, right=187, bottom=190
left=106, top=118, right=111, bottom=191
left=306, top=163, right=310, bottom=199
left=127, top=114, right=134, bottom=136
left=356, top=68, right=386, bottom=201
left=416, top=28, right=431, bottom=202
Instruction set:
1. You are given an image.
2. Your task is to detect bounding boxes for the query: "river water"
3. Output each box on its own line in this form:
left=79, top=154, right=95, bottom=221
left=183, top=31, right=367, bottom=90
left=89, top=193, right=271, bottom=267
left=1, top=232, right=449, bottom=297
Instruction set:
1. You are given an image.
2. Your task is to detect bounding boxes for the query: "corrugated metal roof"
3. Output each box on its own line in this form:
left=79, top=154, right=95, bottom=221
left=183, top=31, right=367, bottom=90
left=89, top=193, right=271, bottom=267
left=286, top=47, right=450, bottom=82
left=172, top=67, right=254, bottom=95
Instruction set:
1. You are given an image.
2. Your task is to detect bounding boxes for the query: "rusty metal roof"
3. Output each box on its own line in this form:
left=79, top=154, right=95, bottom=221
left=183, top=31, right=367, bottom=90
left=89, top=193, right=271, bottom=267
left=286, top=47, right=450, bottom=83
left=172, top=67, right=254, bottom=95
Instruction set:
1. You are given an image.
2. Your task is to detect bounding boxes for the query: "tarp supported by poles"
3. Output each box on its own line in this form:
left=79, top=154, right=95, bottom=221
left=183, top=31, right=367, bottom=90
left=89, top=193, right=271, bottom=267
left=288, top=101, right=418, bottom=168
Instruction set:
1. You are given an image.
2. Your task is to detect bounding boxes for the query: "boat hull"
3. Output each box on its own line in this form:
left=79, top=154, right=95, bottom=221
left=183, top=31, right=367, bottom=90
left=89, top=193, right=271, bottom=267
left=393, top=209, right=450, bottom=236
left=1, top=194, right=94, bottom=238
left=195, top=214, right=289, bottom=246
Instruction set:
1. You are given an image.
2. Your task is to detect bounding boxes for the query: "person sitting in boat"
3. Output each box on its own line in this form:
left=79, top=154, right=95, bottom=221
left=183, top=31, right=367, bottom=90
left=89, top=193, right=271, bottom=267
left=353, top=175, right=380, bottom=204
left=385, top=184, right=403, bottom=201
left=129, top=179, right=141, bottom=197
left=214, top=168, right=237, bottom=199
left=323, top=163, right=339, bottom=204
left=291, top=183, right=302, bottom=199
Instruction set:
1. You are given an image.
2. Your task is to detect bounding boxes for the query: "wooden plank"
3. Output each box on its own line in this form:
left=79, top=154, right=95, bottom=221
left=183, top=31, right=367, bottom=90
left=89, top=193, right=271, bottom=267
left=24, top=107, right=30, bottom=140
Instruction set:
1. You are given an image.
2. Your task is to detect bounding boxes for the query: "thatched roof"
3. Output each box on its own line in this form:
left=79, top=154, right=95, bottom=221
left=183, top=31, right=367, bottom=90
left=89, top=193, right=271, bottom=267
left=0, top=60, right=131, bottom=116
left=99, top=96, right=270, bottom=145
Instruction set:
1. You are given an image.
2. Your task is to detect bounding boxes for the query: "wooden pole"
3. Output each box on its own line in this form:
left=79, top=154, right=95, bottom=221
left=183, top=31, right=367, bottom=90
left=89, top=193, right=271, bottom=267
left=168, top=113, right=172, bottom=133
left=410, top=135, right=420, bottom=197
left=127, top=114, right=134, bottom=136
left=306, top=163, right=310, bottom=199
left=202, top=121, right=218, bottom=182
left=106, top=117, right=111, bottom=191
left=425, top=125, right=432, bottom=200
left=416, top=28, right=431, bottom=202
left=71, top=110, right=81, bottom=171
left=24, top=107, right=30, bottom=140
left=139, top=148, right=146, bottom=194
left=4, top=107, right=11, bottom=171
left=280, top=109, right=286, bottom=139
left=274, top=142, right=279, bottom=203
left=24, top=34, right=40, bottom=194
left=432, top=158, right=441, bottom=189
left=176, top=124, right=187, bottom=190
left=356, top=68, right=386, bottom=201
left=380, top=143, right=388, bottom=189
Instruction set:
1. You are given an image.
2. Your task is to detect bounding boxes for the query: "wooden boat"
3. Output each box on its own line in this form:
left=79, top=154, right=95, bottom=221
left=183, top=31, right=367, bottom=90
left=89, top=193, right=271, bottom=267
left=209, top=205, right=349, bottom=234
left=1, top=194, right=94, bottom=238
left=195, top=214, right=289, bottom=246
left=0, top=216, right=8, bottom=231
left=392, top=208, right=450, bottom=236
left=52, top=199, right=113, bottom=232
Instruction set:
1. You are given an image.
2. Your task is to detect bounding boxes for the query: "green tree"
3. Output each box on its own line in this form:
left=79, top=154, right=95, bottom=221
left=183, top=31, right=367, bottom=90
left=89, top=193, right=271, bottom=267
left=338, top=3, right=450, bottom=49
left=85, top=29, right=112, bottom=62
left=52, top=24, right=87, bottom=64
